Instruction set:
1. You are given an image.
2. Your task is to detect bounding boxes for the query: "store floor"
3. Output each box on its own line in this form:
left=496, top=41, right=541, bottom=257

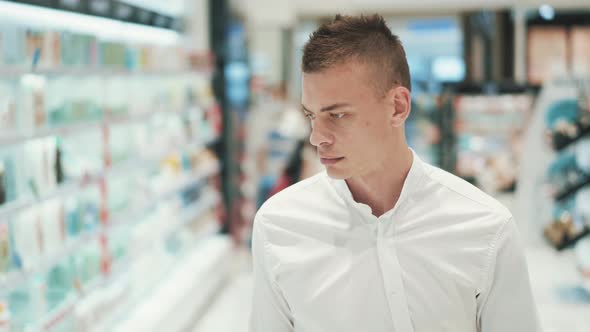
left=192, top=246, right=590, bottom=332
left=526, top=246, right=590, bottom=332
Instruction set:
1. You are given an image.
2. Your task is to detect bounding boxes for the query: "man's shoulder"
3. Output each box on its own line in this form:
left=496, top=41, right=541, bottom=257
left=256, top=171, right=333, bottom=220
left=421, top=163, right=512, bottom=220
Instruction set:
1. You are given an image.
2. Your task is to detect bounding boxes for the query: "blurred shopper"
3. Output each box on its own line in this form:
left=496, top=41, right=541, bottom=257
left=250, top=14, right=541, bottom=332
left=267, top=140, right=322, bottom=198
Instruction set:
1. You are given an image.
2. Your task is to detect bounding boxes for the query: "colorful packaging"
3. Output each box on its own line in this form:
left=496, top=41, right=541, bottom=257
left=0, top=81, right=17, bottom=132
left=0, top=224, right=10, bottom=273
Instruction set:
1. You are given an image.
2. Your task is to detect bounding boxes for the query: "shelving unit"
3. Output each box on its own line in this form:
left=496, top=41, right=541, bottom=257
left=447, top=83, right=537, bottom=193
left=32, top=216, right=223, bottom=332
left=0, top=104, right=213, bottom=147
left=552, top=121, right=590, bottom=151
left=0, top=2, right=228, bottom=331
left=0, top=159, right=220, bottom=288
left=539, top=79, right=590, bottom=305
left=0, top=133, right=219, bottom=219
left=555, top=176, right=590, bottom=202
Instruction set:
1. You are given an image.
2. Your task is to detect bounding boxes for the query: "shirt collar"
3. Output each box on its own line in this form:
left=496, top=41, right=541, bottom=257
left=327, top=148, right=426, bottom=219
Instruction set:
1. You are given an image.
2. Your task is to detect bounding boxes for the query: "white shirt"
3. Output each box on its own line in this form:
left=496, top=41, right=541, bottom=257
left=250, top=150, right=541, bottom=332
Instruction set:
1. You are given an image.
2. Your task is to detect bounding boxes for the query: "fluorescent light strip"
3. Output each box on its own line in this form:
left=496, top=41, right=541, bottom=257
left=0, top=0, right=181, bottom=46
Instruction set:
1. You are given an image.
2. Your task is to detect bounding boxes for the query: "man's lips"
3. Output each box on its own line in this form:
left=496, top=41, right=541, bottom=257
left=320, top=156, right=344, bottom=165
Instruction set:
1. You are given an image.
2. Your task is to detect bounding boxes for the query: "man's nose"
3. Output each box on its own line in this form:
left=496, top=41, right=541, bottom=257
left=309, top=120, right=333, bottom=147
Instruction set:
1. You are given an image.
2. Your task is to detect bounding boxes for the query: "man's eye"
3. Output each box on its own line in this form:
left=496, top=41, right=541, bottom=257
left=330, top=113, right=345, bottom=119
left=304, top=113, right=315, bottom=119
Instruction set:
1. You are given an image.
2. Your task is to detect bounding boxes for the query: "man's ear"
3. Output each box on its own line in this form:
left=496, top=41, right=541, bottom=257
left=389, top=86, right=411, bottom=128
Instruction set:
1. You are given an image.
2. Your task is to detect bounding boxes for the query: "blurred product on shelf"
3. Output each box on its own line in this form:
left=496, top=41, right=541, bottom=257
left=0, top=25, right=187, bottom=72
left=542, top=80, right=590, bottom=252
left=406, top=94, right=441, bottom=166
left=453, top=92, right=534, bottom=194
left=546, top=99, right=590, bottom=151
left=0, top=141, right=223, bottom=331
left=0, top=4, right=226, bottom=331
left=576, top=237, right=590, bottom=279
left=268, top=140, right=322, bottom=198
left=242, top=85, right=303, bottom=209
left=527, top=26, right=569, bottom=85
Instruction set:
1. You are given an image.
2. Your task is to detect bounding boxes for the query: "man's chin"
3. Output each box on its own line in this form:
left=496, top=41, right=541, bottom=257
left=325, top=168, right=350, bottom=180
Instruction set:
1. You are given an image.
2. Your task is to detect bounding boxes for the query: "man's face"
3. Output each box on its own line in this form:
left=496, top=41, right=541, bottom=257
left=301, top=62, right=399, bottom=180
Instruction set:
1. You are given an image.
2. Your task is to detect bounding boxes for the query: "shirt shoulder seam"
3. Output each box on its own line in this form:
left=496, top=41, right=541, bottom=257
left=477, top=216, right=511, bottom=313
left=259, top=172, right=327, bottom=213
left=422, top=166, right=511, bottom=218
left=255, top=214, right=281, bottom=286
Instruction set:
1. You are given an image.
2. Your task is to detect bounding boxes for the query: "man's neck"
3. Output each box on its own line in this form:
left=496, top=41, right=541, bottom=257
left=345, top=148, right=414, bottom=217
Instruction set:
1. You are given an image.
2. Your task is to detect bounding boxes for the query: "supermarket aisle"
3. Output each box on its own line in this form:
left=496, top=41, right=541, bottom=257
left=526, top=246, right=590, bottom=332
left=192, top=248, right=253, bottom=332
left=192, top=246, right=590, bottom=332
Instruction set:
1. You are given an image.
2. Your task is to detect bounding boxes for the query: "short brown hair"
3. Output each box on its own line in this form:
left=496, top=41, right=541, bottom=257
left=302, top=14, right=411, bottom=94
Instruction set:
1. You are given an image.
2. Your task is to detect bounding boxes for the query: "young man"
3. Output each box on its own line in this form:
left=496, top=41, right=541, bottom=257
left=250, top=14, right=541, bottom=332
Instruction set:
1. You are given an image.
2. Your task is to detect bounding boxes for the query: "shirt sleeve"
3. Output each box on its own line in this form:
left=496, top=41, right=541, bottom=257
left=249, top=217, right=294, bottom=332
left=476, top=217, right=543, bottom=332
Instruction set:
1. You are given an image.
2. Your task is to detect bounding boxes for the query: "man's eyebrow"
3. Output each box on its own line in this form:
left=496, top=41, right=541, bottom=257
left=301, top=103, right=351, bottom=113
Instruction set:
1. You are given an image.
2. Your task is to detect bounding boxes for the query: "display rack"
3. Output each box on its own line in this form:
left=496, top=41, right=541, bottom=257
left=543, top=79, right=590, bottom=252
left=445, top=82, right=538, bottom=194
left=535, top=78, right=590, bottom=303
left=0, top=4, right=228, bottom=331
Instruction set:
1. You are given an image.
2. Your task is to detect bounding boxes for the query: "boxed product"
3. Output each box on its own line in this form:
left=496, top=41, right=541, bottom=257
left=40, top=31, right=62, bottom=70
left=0, top=148, right=19, bottom=204
left=0, top=223, right=10, bottom=273
left=0, top=25, right=26, bottom=67
left=18, top=74, right=46, bottom=131
left=11, top=208, right=43, bottom=271
left=25, top=29, right=44, bottom=69
left=571, top=27, right=590, bottom=76
left=527, top=27, right=568, bottom=84
left=0, top=80, right=18, bottom=132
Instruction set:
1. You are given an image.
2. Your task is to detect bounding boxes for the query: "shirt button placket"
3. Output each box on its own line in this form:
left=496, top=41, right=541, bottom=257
left=378, top=219, right=414, bottom=332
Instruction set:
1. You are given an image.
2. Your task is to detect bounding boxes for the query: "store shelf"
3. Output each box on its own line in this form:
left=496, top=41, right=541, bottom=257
left=105, top=159, right=221, bottom=233
left=0, top=136, right=218, bottom=220
left=127, top=190, right=220, bottom=255
left=154, top=161, right=220, bottom=203
left=0, top=160, right=220, bottom=292
left=0, top=161, right=124, bottom=221
left=553, top=228, right=590, bottom=251
left=106, top=159, right=220, bottom=229
left=27, top=221, right=220, bottom=332
left=0, top=67, right=213, bottom=79
left=583, top=278, right=590, bottom=295
left=33, top=220, right=222, bottom=332
left=111, top=234, right=232, bottom=332
left=79, top=222, right=224, bottom=332
left=0, top=227, right=98, bottom=295
left=2, top=217, right=221, bottom=331
left=35, top=292, right=79, bottom=332
left=0, top=179, right=88, bottom=221
left=552, top=122, right=590, bottom=151
left=0, top=108, right=207, bottom=146
left=555, top=176, right=590, bottom=202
